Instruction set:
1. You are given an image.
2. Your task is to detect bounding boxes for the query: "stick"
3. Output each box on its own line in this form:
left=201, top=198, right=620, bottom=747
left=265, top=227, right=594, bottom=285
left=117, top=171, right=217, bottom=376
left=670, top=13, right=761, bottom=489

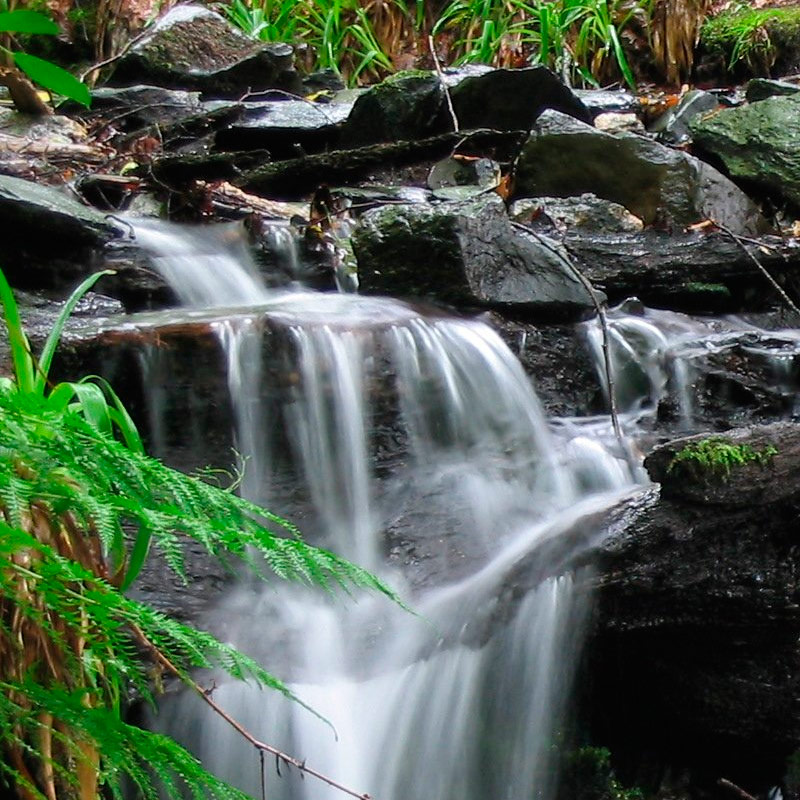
left=79, top=25, right=152, bottom=83
left=718, top=778, right=758, bottom=800
left=511, top=221, right=625, bottom=449
left=428, top=35, right=459, bottom=133
left=130, top=625, right=373, bottom=800
left=712, top=220, right=800, bottom=316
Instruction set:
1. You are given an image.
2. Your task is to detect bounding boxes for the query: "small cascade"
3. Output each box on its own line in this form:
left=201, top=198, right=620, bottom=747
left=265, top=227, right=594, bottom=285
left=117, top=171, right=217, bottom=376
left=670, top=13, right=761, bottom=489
left=128, top=220, right=641, bottom=800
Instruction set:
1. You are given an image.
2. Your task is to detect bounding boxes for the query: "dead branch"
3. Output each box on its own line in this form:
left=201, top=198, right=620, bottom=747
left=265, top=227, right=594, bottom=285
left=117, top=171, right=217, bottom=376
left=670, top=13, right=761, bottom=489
left=712, top=219, right=800, bottom=316
left=129, top=625, right=372, bottom=800
left=511, top=221, right=625, bottom=449
left=718, top=778, right=758, bottom=800
left=194, top=180, right=306, bottom=221
left=428, top=35, right=459, bottom=133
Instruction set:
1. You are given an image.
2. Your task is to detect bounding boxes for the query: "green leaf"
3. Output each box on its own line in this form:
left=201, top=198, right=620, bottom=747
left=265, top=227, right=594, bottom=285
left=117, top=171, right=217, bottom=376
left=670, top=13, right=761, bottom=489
left=0, top=9, right=59, bottom=35
left=12, top=52, right=91, bottom=107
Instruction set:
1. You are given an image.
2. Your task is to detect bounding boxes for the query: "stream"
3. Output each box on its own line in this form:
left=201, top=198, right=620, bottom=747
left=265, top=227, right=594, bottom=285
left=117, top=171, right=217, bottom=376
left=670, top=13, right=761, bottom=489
left=88, top=219, right=800, bottom=800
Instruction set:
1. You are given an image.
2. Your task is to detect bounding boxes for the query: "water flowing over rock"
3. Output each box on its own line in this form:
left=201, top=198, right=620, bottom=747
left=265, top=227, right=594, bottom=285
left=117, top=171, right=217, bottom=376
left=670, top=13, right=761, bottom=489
left=690, top=94, right=800, bottom=210
left=110, top=5, right=301, bottom=97
left=514, top=110, right=766, bottom=235
left=352, top=194, right=598, bottom=319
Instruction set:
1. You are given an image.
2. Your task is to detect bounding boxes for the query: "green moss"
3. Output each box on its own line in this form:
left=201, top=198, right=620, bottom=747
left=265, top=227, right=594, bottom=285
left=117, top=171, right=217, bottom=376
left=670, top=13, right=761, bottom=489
left=667, top=437, right=777, bottom=477
left=701, top=5, right=800, bottom=71
left=560, top=746, right=645, bottom=800
left=682, top=282, right=731, bottom=295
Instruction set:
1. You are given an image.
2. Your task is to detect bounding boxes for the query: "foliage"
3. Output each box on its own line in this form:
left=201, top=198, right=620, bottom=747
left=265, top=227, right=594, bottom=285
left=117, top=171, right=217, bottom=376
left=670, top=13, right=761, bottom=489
left=560, top=746, right=644, bottom=800
left=0, top=7, right=90, bottom=106
left=0, top=269, right=400, bottom=800
left=701, top=3, right=800, bottom=74
left=220, top=0, right=649, bottom=88
left=667, top=437, right=777, bottom=478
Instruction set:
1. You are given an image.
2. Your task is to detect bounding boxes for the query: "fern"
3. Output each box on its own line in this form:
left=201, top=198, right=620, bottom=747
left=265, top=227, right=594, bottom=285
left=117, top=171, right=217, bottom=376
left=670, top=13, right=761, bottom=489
left=0, top=270, right=402, bottom=800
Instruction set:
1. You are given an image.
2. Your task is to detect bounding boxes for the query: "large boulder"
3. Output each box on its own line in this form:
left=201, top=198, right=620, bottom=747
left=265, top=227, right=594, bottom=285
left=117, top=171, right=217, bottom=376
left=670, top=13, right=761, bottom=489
left=588, top=423, right=800, bottom=786
left=514, top=110, right=766, bottom=235
left=690, top=94, right=800, bottom=211
left=110, top=5, right=301, bottom=97
left=342, top=66, right=591, bottom=147
left=352, top=194, right=598, bottom=319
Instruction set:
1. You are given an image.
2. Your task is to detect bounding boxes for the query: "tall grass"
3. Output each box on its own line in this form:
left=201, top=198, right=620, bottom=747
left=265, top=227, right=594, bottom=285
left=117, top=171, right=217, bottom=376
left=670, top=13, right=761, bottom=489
left=220, top=0, right=650, bottom=88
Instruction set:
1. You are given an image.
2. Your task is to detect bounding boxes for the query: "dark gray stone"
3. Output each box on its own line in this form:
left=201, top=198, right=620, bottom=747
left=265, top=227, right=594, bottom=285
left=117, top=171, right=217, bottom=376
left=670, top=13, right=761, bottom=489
left=449, top=66, right=592, bottom=131
left=344, top=72, right=447, bottom=146
left=514, top=110, right=766, bottom=235
left=510, top=193, right=643, bottom=233
left=110, top=5, right=301, bottom=98
left=587, top=422, right=800, bottom=781
left=745, top=77, right=800, bottom=102
left=352, top=194, right=598, bottom=319
left=573, top=88, right=640, bottom=117
left=651, top=88, right=720, bottom=144
left=690, top=94, right=800, bottom=210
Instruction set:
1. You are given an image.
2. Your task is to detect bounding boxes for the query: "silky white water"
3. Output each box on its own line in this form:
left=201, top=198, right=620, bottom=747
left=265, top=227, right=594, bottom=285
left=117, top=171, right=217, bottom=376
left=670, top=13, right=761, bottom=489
left=131, top=220, right=640, bottom=800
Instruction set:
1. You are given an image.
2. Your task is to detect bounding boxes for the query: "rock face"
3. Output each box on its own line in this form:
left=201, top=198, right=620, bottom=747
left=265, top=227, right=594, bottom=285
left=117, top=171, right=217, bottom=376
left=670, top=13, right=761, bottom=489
left=588, top=423, right=800, bottom=786
left=342, top=66, right=591, bottom=147
left=514, top=110, right=766, bottom=235
left=110, top=5, right=301, bottom=97
left=352, top=194, right=598, bottom=319
left=690, top=94, right=800, bottom=210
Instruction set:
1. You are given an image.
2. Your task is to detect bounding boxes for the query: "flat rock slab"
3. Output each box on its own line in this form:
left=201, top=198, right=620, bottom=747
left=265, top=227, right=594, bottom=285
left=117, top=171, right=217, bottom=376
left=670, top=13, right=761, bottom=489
left=690, top=94, right=800, bottom=210
left=110, top=5, right=300, bottom=97
left=514, top=110, right=766, bottom=235
left=352, top=194, right=597, bottom=319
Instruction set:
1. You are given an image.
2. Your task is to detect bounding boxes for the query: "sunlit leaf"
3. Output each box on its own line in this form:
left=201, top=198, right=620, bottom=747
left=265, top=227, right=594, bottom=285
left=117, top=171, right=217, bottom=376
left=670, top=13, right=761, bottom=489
left=0, top=9, right=58, bottom=35
left=12, top=52, right=91, bottom=107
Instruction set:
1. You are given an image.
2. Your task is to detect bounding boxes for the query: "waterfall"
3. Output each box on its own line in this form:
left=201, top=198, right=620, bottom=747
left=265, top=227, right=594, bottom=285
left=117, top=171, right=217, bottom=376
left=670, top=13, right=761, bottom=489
left=129, top=219, right=639, bottom=800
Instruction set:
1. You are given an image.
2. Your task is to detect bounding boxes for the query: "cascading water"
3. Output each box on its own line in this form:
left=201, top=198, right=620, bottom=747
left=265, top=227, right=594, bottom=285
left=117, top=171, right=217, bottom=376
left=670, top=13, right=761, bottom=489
left=126, top=219, right=641, bottom=800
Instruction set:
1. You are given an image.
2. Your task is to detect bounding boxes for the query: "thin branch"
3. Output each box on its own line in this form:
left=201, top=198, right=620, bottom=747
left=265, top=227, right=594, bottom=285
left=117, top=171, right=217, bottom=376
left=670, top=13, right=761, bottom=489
left=129, top=625, right=372, bottom=800
left=718, top=778, right=758, bottom=800
left=428, top=35, right=459, bottom=133
left=712, top=220, right=800, bottom=316
left=511, top=221, right=625, bottom=448
left=237, top=87, right=338, bottom=126
left=78, top=25, right=152, bottom=83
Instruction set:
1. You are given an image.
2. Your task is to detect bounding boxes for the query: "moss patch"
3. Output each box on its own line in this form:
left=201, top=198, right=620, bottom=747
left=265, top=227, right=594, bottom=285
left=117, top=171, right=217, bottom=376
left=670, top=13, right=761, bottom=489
left=701, top=6, right=800, bottom=73
left=667, top=436, right=777, bottom=478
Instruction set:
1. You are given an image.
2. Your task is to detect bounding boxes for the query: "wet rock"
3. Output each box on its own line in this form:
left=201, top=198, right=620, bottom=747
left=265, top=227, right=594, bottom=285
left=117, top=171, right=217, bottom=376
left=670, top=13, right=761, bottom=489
left=690, top=94, right=800, bottom=210
left=745, top=77, right=800, bottom=102
left=237, top=129, right=527, bottom=198
left=110, top=5, right=301, bottom=98
left=514, top=110, right=766, bottom=235
left=344, top=71, right=447, bottom=146
left=352, top=194, right=598, bottom=319
left=81, top=85, right=204, bottom=129
left=427, top=155, right=501, bottom=199
left=565, top=230, right=800, bottom=312
left=448, top=66, right=593, bottom=131
left=593, top=112, right=644, bottom=134
left=510, top=194, right=643, bottom=234
left=588, top=423, right=800, bottom=782
left=0, top=174, right=118, bottom=246
left=214, top=97, right=354, bottom=157
left=574, top=88, right=639, bottom=117
left=650, top=89, right=720, bottom=144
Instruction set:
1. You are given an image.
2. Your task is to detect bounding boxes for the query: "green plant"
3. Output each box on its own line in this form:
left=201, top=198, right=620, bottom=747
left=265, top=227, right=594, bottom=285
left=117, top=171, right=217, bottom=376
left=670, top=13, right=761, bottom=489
left=560, top=746, right=644, bottom=800
left=0, top=8, right=90, bottom=108
left=667, top=437, right=778, bottom=477
left=0, top=268, right=400, bottom=799
left=701, top=4, right=800, bottom=73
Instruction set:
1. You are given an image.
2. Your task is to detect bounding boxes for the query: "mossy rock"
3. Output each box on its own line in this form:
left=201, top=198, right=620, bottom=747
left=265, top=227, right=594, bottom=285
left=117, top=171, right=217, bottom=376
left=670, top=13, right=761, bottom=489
left=700, top=6, right=800, bottom=78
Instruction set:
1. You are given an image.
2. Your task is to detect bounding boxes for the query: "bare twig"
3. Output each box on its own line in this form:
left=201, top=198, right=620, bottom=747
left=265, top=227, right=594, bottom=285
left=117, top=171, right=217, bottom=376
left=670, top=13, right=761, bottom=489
left=712, top=220, right=800, bottom=316
left=79, top=25, right=152, bottom=83
left=718, top=778, right=758, bottom=800
left=428, top=35, right=459, bottom=133
left=130, top=625, right=372, bottom=800
left=511, top=222, right=625, bottom=449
